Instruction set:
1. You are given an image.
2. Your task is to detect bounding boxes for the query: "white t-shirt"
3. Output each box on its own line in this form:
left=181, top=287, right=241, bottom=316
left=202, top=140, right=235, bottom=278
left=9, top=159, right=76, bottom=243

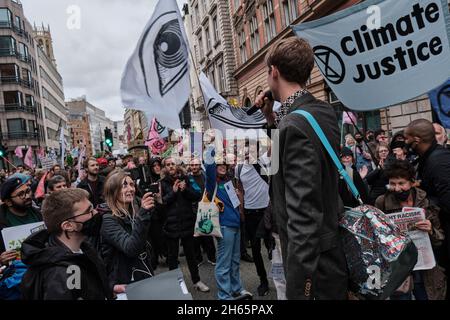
left=236, top=163, right=270, bottom=210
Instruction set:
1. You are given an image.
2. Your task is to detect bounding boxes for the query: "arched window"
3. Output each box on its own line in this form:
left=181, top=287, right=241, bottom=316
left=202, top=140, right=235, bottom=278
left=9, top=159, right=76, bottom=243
left=244, top=97, right=252, bottom=109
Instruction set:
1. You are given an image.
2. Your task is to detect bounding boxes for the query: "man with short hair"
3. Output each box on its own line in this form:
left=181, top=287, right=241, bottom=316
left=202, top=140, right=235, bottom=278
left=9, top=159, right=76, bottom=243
left=20, top=188, right=114, bottom=300
left=0, top=174, right=42, bottom=266
left=405, top=119, right=450, bottom=298
left=47, top=175, right=68, bottom=194
left=256, top=37, right=348, bottom=299
left=138, top=156, right=146, bottom=166
left=77, top=157, right=105, bottom=208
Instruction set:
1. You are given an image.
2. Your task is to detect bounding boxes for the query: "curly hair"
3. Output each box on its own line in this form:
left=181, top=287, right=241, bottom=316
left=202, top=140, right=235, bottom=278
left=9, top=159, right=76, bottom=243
left=384, top=159, right=415, bottom=181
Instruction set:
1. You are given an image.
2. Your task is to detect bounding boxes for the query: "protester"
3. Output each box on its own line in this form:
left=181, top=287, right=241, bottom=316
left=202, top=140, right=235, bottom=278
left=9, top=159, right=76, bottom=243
left=160, top=157, right=209, bottom=292
left=255, top=37, right=348, bottom=299
left=338, top=147, right=369, bottom=207
left=204, top=146, right=252, bottom=300
left=235, top=142, right=270, bottom=296
left=77, top=157, right=105, bottom=208
left=100, top=170, right=155, bottom=286
left=47, top=175, right=68, bottom=194
left=390, top=141, right=408, bottom=161
left=404, top=119, right=450, bottom=299
left=353, top=132, right=374, bottom=172
left=365, top=143, right=391, bottom=205
left=20, top=188, right=114, bottom=300
left=375, top=160, right=446, bottom=300
left=188, top=157, right=216, bottom=267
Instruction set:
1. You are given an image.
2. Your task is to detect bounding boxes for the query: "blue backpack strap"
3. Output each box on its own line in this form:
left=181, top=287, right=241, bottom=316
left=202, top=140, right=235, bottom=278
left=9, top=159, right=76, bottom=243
left=292, top=110, right=363, bottom=205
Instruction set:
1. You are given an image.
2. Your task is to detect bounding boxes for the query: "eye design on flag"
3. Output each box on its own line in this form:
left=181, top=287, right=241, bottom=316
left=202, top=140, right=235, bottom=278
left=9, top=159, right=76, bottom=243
left=139, top=12, right=188, bottom=98
left=207, top=98, right=266, bottom=129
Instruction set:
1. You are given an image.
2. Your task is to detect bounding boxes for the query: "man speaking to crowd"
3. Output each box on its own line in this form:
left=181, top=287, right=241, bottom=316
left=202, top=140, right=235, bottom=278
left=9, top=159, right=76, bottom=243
left=255, top=37, right=348, bottom=300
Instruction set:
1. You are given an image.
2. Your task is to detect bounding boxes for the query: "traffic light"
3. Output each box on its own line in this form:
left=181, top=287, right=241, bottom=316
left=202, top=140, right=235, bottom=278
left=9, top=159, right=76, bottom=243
left=104, top=127, right=113, bottom=150
left=0, top=144, right=6, bottom=158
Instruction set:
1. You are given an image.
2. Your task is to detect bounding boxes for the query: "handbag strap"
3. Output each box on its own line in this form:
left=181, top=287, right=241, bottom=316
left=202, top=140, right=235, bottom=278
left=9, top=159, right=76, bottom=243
left=292, top=110, right=363, bottom=205
left=202, top=182, right=218, bottom=203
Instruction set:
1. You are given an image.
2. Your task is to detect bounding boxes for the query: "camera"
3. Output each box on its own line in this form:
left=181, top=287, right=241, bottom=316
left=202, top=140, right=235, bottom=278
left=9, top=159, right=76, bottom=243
left=143, top=182, right=159, bottom=195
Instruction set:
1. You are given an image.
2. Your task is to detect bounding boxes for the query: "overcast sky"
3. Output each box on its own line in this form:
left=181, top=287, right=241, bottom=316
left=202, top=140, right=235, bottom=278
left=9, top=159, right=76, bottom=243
left=21, top=0, right=186, bottom=121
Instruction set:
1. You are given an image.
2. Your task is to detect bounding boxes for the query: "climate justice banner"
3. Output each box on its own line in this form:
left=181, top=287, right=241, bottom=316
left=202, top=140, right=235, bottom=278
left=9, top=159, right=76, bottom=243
left=292, top=0, right=450, bottom=111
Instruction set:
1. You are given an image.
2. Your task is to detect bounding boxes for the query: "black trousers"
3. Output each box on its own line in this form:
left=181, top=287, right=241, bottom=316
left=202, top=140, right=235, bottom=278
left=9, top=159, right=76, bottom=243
left=149, top=219, right=167, bottom=267
left=240, top=220, right=248, bottom=256
left=167, top=235, right=200, bottom=284
left=194, top=236, right=216, bottom=262
left=245, top=209, right=268, bottom=284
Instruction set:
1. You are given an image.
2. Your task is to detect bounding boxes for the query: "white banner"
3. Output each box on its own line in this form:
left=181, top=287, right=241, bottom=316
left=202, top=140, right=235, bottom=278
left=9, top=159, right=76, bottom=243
left=387, top=207, right=436, bottom=271
left=2, top=222, right=46, bottom=254
left=199, top=72, right=268, bottom=136
left=121, top=0, right=190, bottom=129
left=293, top=0, right=450, bottom=110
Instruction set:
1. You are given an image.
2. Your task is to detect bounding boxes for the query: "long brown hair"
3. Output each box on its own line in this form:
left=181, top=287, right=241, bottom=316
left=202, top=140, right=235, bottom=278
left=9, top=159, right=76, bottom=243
left=104, top=169, right=136, bottom=219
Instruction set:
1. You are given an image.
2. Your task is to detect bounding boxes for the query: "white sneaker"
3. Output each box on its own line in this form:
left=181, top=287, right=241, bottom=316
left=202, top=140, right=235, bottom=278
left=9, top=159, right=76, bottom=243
left=207, top=259, right=216, bottom=266
left=194, top=281, right=210, bottom=292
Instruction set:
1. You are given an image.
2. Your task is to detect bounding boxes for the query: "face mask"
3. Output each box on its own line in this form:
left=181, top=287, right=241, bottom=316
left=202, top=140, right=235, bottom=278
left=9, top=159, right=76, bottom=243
left=355, top=137, right=363, bottom=143
left=393, top=189, right=411, bottom=202
left=78, top=213, right=102, bottom=237
left=367, top=135, right=374, bottom=141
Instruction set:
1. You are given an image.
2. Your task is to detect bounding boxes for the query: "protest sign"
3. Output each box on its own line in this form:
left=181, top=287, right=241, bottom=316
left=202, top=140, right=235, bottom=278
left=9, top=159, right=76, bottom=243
left=293, top=0, right=450, bottom=111
left=2, top=222, right=46, bottom=259
left=39, top=156, right=56, bottom=170
left=387, top=207, right=436, bottom=271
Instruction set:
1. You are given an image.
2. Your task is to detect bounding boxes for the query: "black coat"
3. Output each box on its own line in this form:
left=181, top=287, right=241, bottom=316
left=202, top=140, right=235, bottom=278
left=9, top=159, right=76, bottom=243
left=271, top=93, right=348, bottom=300
left=100, top=203, right=154, bottom=285
left=77, top=175, right=106, bottom=208
left=365, top=167, right=389, bottom=205
left=417, top=142, right=450, bottom=263
left=160, top=175, right=202, bottom=238
left=338, top=166, right=369, bottom=207
left=20, top=230, right=113, bottom=300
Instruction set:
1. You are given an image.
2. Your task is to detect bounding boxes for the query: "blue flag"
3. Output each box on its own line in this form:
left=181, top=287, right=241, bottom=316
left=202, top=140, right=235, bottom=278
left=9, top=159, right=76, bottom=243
left=429, top=78, right=450, bottom=129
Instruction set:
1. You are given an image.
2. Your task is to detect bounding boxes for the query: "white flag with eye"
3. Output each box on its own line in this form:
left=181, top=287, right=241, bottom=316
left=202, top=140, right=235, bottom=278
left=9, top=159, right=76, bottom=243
left=121, top=0, right=190, bottom=129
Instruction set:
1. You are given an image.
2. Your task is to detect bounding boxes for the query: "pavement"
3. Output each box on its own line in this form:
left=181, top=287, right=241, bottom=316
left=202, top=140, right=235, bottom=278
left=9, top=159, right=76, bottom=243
left=153, top=245, right=278, bottom=300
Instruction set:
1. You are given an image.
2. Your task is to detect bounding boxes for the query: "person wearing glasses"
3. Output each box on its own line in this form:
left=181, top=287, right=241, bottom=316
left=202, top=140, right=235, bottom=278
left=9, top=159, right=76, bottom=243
left=0, top=174, right=42, bottom=267
left=20, top=188, right=114, bottom=300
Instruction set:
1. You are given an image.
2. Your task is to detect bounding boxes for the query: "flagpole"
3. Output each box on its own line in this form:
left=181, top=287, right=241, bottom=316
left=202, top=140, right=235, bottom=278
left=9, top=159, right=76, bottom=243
left=187, top=46, right=212, bottom=132
left=0, top=155, right=18, bottom=170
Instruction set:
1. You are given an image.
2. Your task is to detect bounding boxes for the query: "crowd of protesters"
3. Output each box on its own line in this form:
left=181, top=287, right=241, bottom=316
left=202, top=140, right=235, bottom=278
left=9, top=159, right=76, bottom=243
left=1, top=37, right=450, bottom=301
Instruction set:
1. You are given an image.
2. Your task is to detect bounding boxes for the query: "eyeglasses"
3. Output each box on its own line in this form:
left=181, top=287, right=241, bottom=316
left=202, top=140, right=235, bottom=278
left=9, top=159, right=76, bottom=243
left=11, top=188, right=32, bottom=200
left=66, top=204, right=95, bottom=221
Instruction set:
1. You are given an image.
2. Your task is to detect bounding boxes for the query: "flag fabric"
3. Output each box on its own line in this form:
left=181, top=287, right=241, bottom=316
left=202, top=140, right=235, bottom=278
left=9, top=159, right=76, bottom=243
left=35, top=171, right=49, bottom=199
left=37, top=147, right=45, bottom=159
left=199, top=73, right=267, bottom=136
left=120, top=0, right=190, bottom=129
left=24, top=146, right=34, bottom=169
left=145, top=118, right=167, bottom=155
left=59, top=121, right=66, bottom=167
left=292, top=0, right=450, bottom=111
left=429, top=78, right=450, bottom=129
left=14, top=147, right=23, bottom=159
left=70, top=147, right=79, bottom=158
left=343, top=111, right=357, bottom=125
left=77, top=145, right=86, bottom=179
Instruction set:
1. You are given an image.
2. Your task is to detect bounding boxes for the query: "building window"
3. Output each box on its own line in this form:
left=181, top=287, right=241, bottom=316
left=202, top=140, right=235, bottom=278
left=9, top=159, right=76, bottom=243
left=234, top=0, right=240, bottom=12
left=25, top=95, right=34, bottom=107
left=0, top=8, right=13, bottom=27
left=0, top=64, right=19, bottom=82
left=218, top=62, right=225, bottom=93
left=18, top=42, right=29, bottom=61
left=263, top=0, right=276, bottom=44
left=194, top=4, right=199, bottom=27
left=28, top=120, right=36, bottom=133
left=7, top=118, right=26, bottom=132
left=239, top=31, right=247, bottom=64
left=14, top=16, right=21, bottom=31
left=0, top=36, right=17, bottom=56
left=249, top=15, right=260, bottom=55
left=212, top=16, right=219, bottom=44
left=205, top=25, right=211, bottom=52
left=283, top=0, right=299, bottom=26
left=209, top=67, right=216, bottom=90
left=3, top=91, right=22, bottom=105
left=198, top=34, right=204, bottom=58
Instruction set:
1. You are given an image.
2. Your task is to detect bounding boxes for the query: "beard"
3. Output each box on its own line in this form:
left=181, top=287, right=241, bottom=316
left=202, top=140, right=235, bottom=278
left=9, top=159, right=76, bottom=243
left=12, top=200, right=32, bottom=211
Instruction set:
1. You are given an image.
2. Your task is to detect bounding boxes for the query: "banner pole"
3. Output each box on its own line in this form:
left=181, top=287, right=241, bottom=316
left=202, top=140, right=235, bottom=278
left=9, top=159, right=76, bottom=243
left=0, top=155, right=18, bottom=170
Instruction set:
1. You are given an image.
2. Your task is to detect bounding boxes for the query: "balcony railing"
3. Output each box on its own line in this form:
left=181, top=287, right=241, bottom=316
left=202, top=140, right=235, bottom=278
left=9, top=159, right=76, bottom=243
left=5, top=132, right=39, bottom=140
left=0, top=21, right=27, bottom=38
left=0, top=103, right=37, bottom=114
left=0, top=76, right=35, bottom=89
left=0, top=49, right=32, bottom=64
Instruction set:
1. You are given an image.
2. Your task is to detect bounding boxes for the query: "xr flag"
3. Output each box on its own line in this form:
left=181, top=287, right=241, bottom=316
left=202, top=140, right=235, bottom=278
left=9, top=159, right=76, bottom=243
left=14, top=147, right=23, bottom=159
left=145, top=117, right=167, bottom=155
left=24, top=146, right=34, bottom=169
left=121, top=0, right=190, bottom=129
